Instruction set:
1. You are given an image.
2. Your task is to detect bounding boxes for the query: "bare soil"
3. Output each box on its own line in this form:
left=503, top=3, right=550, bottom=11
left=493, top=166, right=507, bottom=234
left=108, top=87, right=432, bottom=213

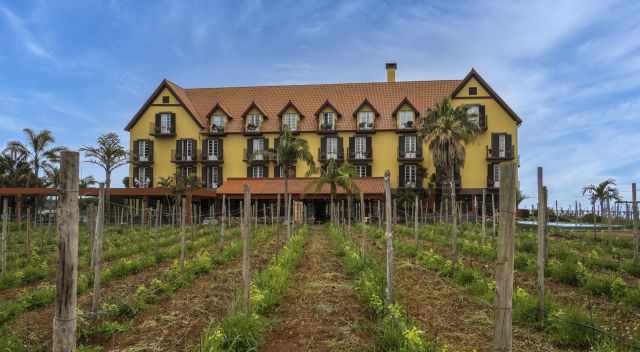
left=260, top=229, right=374, bottom=352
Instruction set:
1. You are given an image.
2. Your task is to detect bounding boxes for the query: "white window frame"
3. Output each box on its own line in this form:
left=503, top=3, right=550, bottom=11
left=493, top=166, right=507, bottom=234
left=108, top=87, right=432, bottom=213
left=357, top=111, right=374, bottom=129
left=246, top=114, right=262, bottom=132
left=252, top=166, right=264, bottom=179
left=212, top=115, right=225, bottom=131
left=467, top=105, right=480, bottom=127
left=404, top=164, right=417, bottom=187
left=321, top=112, right=335, bottom=130
left=327, top=137, right=338, bottom=159
left=493, top=164, right=501, bottom=188
left=179, top=166, right=194, bottom=179
left=355, top=136, right=366, bottom=159
left=253, top=138, right=264, bottom=161
left=398, top=110, right=414, bottom=129
left=356, top=164, right=368, bottom=178
left=137, top=167, right=151, bottom=188
left=206, top=139, right=219, bottom=161
left=205, top=166, right=219, bottom=188
left=179, top=140, right=194, bottom=161
left=160, top=113, right=172, bottom=134
left=283, top=113, right=299, bottom=131
left=404, top=135, right=417, bottom=158
left=138, top=140, right=149, bottom=162
left=498, top=135, right=506, bottom=158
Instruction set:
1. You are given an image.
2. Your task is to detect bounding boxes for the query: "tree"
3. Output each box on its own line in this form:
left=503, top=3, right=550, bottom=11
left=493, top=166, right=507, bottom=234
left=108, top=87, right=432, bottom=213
left=307, top=159, right=359, bottom=223
left=264, top=127, right=316, bottom=238
left=517, top=189, right=528, bottom=208
left=583, top=179, right=621, bottom=237
left=80, top=176, right=98, bottom=188
left=420, top=98, right=480, bottom=266
left=0, top=146, right=36, bottom=187
left=7, top=128, right=64, bottom=186
left=80, top=133, right=128, bottom=214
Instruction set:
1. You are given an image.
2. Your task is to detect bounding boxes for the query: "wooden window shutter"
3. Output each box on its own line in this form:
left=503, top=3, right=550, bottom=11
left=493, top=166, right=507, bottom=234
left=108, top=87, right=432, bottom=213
left=218, top=139, right=223, bottom=159
left=264, top=137, right=269, bottom=151
left=506, top=134, right=513, bottom=158
left=148, top=167, right=154, bottom=187
left=176, top=139, right=183, bottom=159
left=217, top=166, right=223, bottom=186
left=366, top=136, right=372, bottom=158
left=155, top=113, right=161, bottom=130
left=274, top=164, right=280, bottom=178
left=202, top=166, right=209, bottom=187
left=170, top=113, right=176, bottom=133
left=247, top=166, right=252, bottom=178
left=479, top=105, right=486, bottom=130
left=148, top=140, right=154, bottom=161
left=417, top=166, right=424, bottom=189
left=133, top=140, right=139, bottom=158
left=348, top=136, right=355, bottom=159
left=320, top=137, right=327, bottom=159
left=338, top=137, right=344, bottom=159
left=399, top=164, right=405, bottom=187
left=366, top=164, right=372, bottom=177
left=487, top=163, right=494, bottom=187
left=263, top=165, right=269, bottom=178
left=491, top=133, right=499, bottom=157
left=399, top=135, right=405, bottom=157
left=247, top=138, right=253, bottom=159
left=416, top=135, right=423, bottom=157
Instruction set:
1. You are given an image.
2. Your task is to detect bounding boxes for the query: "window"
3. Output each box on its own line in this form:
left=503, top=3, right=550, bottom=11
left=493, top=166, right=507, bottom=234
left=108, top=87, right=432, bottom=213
left=468, top=87, right=478, bottom=96
left=357, top=111, right=374, bottom=129
left=498, top=134, right=506, bottom=158
left=212, top=115, right=225, bottom=132
left=278, top=165, right=295, bottom=178
left=354, top=136, right=366, bottom=159
left=206, top=139, right=219, bottom=160
left=398, top=110, right=415, bottom=129
left=251, top=166, right=264, bottom=178
left=493, top=164, right=501, bottom=187
left=326, top=137, right=338, bottom=159
left=204, top=166, right=219, bottom=188
left=466, top=105, right=480, bottom=127
left=321, top=112, right=335, bottom=130
left=136, top=167, right=151, bottom=188
left=160, top=113, right=172, bottom=134
left=404, top=164, right=417, bottom=187
left=355, top=164, right=368, bottom=178
left=252, top=138, right=264, bottom=160
left=246, top=114, right=262, bottom=132
left=404, top=135, right=417, bottom=156
left=162, top=96, right=170, bottom=103
left=283, top=113, right=299, bottom=131
left=178, top=166, right=195, bottom=179
left=177, top=140, right=194, bottom=161
left=137, top=140, right=149, bottom=162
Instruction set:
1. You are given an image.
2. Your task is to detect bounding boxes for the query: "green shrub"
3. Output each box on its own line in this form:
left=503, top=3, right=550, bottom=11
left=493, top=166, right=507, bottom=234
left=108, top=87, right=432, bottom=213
left=581, top=273, right=614, bottom=297
left=548, top=259, right=583, bottom=286
left=547, top=307, right=597, bottom=348
left=513, top=288, right=540, bottom=325
left=622, top=260, right=640, bottom=277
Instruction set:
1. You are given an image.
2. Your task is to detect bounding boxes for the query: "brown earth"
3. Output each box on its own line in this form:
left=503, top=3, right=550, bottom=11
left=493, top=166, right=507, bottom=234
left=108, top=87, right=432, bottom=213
left=260, top=229, right=374, bottom=352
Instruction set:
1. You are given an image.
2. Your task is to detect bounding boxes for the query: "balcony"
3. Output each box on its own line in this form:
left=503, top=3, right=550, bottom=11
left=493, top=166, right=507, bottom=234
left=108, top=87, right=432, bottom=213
left=317, top=122, right=336, bottom=134
left=356, top=121, right=375, bottom=133
left=397, top=120, right=417, bottom=132
left=397, top=149, right=423, bottom=161
left=348, top=147, right=372, bottom=162
left=201, top=150, right=223, bottom=163
left=318, top=147, right=344, bottom=162
left=487, top=177, right=500, bottom=189
left=171, top=149, right=197, bottom=163
left=486, top=145, right=514, bottom=161
left=149, top=122, right=175, bottom=137
left=208, top=124, right=226, bottom=136
left=130, top=152, right=153, bottom=164
left=132, top=177, right=153, bottom=188
left=243, top=149, right=269, bottom=162
left=243, top=123, right=262, bottom=135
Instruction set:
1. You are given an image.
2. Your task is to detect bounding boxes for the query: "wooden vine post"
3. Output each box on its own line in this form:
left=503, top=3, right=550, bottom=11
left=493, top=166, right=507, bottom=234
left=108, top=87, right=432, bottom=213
left=482, top=189, right=487, bottom=240
left=383, top=170, right=394, bottom=305
left=1, top=197, right=7, bottom=275
left=220, top=194, right=226, bottom=247
left=414, top=194, right=419, bottom=246
left=536, top=167, right=545, bottom=322
left=53, top=151, right=80, bottom=352
left=242, top=184, right=252, bottom=313
left=26, top=207, right=31, bottom=259
left=179, top=197, right=186, bottom=271
left=494, top=162, right=516, bottom=352
left=91, top=183, right=105, bottom=317
left=632, top=183, right=638, bottom=261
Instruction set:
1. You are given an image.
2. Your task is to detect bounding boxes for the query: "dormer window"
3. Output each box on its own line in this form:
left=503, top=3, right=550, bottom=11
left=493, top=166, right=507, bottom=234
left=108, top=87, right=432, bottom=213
left=357, top=111, right=374, bottom=130
left=398, top=110, right=415, bottom=129
left=211, top=115, right=225, bottom=132
left=320, top=112, right=335, bottom=131
left=246, top=114, right=262, bottom=132
left=283, top=113, right=299, bottom=131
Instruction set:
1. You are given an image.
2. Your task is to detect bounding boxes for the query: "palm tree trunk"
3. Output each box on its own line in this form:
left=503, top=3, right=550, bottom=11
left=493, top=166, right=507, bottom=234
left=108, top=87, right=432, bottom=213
left=105, top=171, right=112, bottom=223
left=592, top=202, right=597, bottom=240
left=451, top=163, right=458, bottom=268
left=284, top=174, right=291, bottom=239
left=607, top=198, right=612, bottom=239
left=330, top=192, right=335, bottom=223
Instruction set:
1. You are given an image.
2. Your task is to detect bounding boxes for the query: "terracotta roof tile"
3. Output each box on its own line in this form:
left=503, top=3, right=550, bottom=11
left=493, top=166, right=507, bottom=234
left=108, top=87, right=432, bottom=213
left=217, top=177, right=385, bottom=196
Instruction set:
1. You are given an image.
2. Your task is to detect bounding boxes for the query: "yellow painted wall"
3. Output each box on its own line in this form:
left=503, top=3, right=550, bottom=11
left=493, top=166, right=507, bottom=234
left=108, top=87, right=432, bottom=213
left=129, top=78, right=519, bottom=191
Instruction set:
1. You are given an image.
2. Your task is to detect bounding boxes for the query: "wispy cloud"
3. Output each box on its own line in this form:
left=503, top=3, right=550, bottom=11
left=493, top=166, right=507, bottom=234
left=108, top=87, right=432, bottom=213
left=0, top=5, right=54, bottom=60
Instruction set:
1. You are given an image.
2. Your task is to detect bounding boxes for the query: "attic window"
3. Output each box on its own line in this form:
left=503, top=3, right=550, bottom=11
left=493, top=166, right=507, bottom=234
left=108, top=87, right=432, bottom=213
left=468, top=87, right=478, bottom=96
left=162, top=96, right=170, bottom=104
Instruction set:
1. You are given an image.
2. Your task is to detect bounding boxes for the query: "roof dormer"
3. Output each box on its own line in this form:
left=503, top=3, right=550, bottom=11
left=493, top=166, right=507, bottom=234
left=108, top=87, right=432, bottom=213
left=353, top=99, right=379, bottom=132
left=206, top=103, right=231, bottom=135
left=278, top=101, right=304, bottom=132
left=393, top=97, right=419, bottom=131
left=242, top=101, right=268, bottom=135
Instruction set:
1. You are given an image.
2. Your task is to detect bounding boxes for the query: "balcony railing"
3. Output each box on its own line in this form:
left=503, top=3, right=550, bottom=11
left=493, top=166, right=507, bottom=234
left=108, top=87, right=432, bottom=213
left=209, top=124, right=225, bottom=135
left=357, top=121, right=375, bottom=132
left=486, top=145, right=514, bottom=160
left=243, top=149, right=269, bottom=162
left=130, top=153, right=153, bottom=163
left=243, top=123, right=262, bottom=134
left=171, top=149, right=197, bottom=163
left=348, top=147, right=372, bottom=161
left=132, top=178, right=153, bottom=188
left=149, top=122, right=175, bottom=137
left=318, top=122, right=336, bottom=134
left=397, top=149, right=422, bottom=161
left=318, top=147, right=344, bottom=161
left=201, top=150, right=223, bottom=163
left=397, top=120, right=417, bottom=131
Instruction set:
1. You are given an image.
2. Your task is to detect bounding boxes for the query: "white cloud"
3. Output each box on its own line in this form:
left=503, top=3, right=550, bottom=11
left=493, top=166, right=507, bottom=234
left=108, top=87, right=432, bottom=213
left=0, top=5, right=54, bottom=60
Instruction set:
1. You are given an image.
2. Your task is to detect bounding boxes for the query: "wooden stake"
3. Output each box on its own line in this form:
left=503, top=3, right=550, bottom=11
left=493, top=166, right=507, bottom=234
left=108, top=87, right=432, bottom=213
left=494, top=162, right=516, bottom=352
left=414, top=194, right=419, bottom=246
left=632, top=183, right=638, bottom=261
left=26, top=207, right=31, bottom=259
left=536, top=167, right=545, bottom=322
left=242, top=184, right=251, bottom=313
left=91, top=183, right=105, bottom=317
left=220, top=194, right=226, bottom=247
left=1, top=198, right=7, bottom=275
left=383, top=170, right=394, bottom=305
left=53, top=151, right=80, bottom=352
left=482, top=189, right=487, bottom=239
left=179, top=197, right=186, bottom=271
left=377, top=199, right=382, bottom=228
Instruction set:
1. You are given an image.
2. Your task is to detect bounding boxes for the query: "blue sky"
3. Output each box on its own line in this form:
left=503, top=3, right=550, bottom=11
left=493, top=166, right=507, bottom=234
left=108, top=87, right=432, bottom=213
left=1, top=0, right=639, bottom=209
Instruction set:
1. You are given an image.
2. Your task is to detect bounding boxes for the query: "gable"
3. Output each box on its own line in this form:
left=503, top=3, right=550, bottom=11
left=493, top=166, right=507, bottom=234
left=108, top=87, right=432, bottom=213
left=453, top=78, right=490, bottom=98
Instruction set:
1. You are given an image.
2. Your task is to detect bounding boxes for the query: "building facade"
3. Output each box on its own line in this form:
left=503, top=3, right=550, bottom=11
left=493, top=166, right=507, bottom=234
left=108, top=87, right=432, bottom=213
left=124, top=64, right=520, bottom=207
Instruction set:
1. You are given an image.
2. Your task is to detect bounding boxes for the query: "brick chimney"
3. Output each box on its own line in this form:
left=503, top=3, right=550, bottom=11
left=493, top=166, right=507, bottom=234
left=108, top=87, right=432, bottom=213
left=386, top=62, right=397, bottom=82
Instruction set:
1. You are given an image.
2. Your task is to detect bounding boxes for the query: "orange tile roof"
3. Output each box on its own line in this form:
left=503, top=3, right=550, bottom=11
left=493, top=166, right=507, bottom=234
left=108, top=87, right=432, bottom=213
left=217, top=177, right=385, bottom=196
left=185, top=80, right=460, bottom=132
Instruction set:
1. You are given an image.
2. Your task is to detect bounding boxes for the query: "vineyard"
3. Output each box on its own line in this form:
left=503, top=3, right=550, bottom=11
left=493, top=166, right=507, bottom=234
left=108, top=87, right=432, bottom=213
left=1, top=216, right=639, bottom=351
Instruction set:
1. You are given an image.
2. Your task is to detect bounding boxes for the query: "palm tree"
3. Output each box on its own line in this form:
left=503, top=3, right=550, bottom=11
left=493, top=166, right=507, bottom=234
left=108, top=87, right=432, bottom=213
left=420, top=98, right=480, bottom=266
left=583, top=179, right=621, bottom=238
left=0, top=146, right=36, bottom=187
left=517, top=189, right=528, bottom=208
left=80, top=133, right=128, bottom=214
left=80, top=176, right=98, bottom=188
left=307, top=159, right=359, bottom=223
left=264, top=127, right=315, bottom=238
left=7, top=128, right=65, bottom=186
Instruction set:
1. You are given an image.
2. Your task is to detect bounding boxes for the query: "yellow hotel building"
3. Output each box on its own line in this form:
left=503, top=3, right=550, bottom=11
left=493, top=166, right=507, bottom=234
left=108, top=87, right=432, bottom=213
left=124, top=63, right=520, bottom=219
